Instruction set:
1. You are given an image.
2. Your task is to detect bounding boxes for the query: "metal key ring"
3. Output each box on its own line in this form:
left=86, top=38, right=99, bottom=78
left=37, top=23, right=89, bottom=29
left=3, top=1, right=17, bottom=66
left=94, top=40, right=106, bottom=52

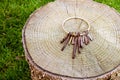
left=62, top=17, right=90, bottom=36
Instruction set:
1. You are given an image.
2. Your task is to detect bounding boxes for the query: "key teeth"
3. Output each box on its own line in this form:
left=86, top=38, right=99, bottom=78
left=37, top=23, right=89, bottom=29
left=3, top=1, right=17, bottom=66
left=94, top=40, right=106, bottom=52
left=88, top=34, right=93, bottom=41
left=60, top=31, right=93, bottom=59
left=72, top=56, right=75, bottom=59
left=77, top=36, right=81, bottom=54
left=61, top=47, right=64, bottom=51
left=61, top=33, right=71, bottom=51
left=78, top=49, right=81, bottom=54
left=60, top=33, right=69, bottom=43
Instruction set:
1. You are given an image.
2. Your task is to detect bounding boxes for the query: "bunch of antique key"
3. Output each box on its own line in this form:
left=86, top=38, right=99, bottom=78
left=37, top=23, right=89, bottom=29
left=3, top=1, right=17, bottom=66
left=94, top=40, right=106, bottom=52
left=60, top=30, right=93, bottom=59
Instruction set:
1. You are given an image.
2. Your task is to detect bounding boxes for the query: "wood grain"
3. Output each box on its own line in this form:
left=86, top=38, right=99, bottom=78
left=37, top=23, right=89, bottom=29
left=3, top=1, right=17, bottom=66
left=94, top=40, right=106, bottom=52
left=22, top=0, right=120, bottom=79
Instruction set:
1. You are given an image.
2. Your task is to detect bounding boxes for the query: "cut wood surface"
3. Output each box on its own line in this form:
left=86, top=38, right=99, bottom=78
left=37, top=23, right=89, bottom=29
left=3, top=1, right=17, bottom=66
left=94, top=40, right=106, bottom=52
left=22, top=0, right=120, bottom=79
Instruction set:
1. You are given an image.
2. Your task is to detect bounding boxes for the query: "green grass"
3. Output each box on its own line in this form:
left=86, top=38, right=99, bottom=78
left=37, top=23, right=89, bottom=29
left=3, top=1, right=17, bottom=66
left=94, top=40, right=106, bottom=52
left=0, top=0, right=119, bottom=80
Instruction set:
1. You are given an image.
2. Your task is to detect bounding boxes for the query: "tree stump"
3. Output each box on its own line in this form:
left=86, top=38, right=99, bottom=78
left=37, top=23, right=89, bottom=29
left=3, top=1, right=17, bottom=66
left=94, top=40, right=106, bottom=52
left=22, top=0, right=120, bottom=80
